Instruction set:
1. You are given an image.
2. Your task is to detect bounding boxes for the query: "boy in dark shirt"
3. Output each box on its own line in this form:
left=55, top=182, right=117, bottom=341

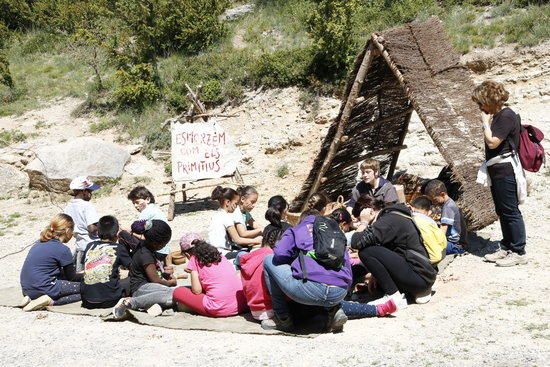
left=81, top=215, right=132, bottom=309
left=425, top=180, right=465, bottom=255
left=347, top=159, right=399, bottom=213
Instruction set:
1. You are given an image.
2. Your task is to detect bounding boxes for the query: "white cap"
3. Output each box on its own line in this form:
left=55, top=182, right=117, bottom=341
left=69, top=176, right=101, bottom=191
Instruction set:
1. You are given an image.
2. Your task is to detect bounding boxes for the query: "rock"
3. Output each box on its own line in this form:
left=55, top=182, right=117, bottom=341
left=0, top=152, right=22, bottom=166
left=124, top=162, right=146, bottom=176
left=220, top=3, right=254, bottom=21
left=0, top=164, right=29, bottom=197
left=125, top=144, right=143, bottom=155
left=314, top=116, right=330, bottom=125
left=25, top=137, right=130, bottom=193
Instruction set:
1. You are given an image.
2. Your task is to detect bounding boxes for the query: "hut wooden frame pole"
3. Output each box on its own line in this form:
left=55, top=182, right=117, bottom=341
left=301, top=43, right=376, bottom=211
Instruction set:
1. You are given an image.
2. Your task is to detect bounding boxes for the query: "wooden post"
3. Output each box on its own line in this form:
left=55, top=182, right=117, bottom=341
left=167, top=182, right=176, bottom=221
left=387, top=109, right=413, bottom=180
left=182, top=183, right=187, bottom=203
left=301, top=44, right=376, bottom=211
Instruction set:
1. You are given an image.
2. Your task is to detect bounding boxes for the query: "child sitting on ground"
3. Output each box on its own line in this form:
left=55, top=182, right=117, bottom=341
left=347, top=159, right=399, bottom=214
left=208, top=186, right=262, bottom=258
left=410, top=196, right=447, bottom=265
left=424, top=180, right=465, bottom=255
left=113, top=220, right=176, bottom=319
left=263, top=195, right=291, bottom=234
left=20, top=214, right=82, bottom=311
left=120, top=186, right=171, bottom=263
left=81, top=215, right=132, bottom=309
left=173, top=234, right=248, bottom=317
left=64, top=176, right=100, bottom=272
left=234, top=186, right=263, bottom=238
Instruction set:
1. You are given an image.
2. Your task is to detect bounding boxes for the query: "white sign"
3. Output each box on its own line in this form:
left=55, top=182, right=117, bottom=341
left=171, top=121, right=241, bottom=182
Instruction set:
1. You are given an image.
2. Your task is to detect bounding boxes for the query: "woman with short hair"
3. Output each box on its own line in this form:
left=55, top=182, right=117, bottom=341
left=472, top=80, right=527, bottom=267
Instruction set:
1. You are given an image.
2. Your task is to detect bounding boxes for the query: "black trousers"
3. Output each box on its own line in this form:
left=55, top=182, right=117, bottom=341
left=359, top=246, right=430, bottom=296
left=490, top=175, right=527, bottom=255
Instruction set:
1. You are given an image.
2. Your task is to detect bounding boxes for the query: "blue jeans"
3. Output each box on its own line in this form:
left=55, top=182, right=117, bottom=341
left=490, top=175, right=526, bottom=255
left=446, top=242, right=465, bottom=255
left=263, top=254, right=347, bottom=318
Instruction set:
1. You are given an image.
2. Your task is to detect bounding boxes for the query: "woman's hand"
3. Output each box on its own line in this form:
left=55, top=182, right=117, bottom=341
left=481, top=111, right=493, bottom=127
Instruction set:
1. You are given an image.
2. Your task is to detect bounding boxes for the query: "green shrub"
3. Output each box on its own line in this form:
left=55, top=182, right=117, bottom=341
left=249, top=47, right=313, bottom=88
left=0, top=129, right=27, bottom=147
left=0, top=52, right=13, bottom=88
left=113, top=63, right=160, bottom=110
left=161, top=48, right=252, bottom=110
left=308, top=0, right=358, bottom=79
left=0, top=0, right=33, bottom=30
left=201, top=79, right=224, bottom=105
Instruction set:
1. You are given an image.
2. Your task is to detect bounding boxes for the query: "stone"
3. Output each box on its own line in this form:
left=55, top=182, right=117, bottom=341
left=220, top=3, right=254, bottom=21
left=25, top=137, right=130, bottom=193
left=0, top=164, right=29, bottom=197
left=124, top=162, right=146, bottom=176
left=125, top=144, right=143, bottom=155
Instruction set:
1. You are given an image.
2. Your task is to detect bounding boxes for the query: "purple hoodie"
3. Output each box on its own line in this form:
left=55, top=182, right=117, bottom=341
left=273, top=215, right=352, bottom=289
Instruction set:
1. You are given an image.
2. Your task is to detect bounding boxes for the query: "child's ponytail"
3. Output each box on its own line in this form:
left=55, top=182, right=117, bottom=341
left=265, top=195, right=288, bottom=228
left=307, top=192, right=329, bottom=212
left=40, top=214, right=74, bottom=243
left=211, top=186, right=239, bottom=206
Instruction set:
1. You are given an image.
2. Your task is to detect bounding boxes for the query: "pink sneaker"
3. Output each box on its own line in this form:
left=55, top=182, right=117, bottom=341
left=376, top=299, right=397, bottom=317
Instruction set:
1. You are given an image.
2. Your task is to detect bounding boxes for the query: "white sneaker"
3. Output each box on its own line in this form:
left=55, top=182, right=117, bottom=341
left=18, top=296, right=31, bottom=308
left=484, top=249, right=509, bottom=263
left=147, top=304, right=163, bottom=317
left=367, top=294, right=391, bottom=306
left=368, top=292, right=408, bottom=310
left=23, top=295, right=52, bottom=312
left=415, top=288, right=432, bottom=304
left=496, top=252, right=528, bottom=267
left=113, top=298, right=131, bottom=319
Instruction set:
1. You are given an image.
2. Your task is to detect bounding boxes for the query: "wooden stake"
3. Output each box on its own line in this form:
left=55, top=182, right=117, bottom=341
left=301, top=44, right=376, bottom=211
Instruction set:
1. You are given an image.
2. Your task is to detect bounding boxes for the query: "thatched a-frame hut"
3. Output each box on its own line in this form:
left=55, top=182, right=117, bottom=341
left=290, top=17, right=497, bottom=230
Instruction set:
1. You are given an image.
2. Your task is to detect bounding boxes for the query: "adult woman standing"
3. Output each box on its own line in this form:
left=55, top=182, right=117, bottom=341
left=472, top=80, right=527, bottom=267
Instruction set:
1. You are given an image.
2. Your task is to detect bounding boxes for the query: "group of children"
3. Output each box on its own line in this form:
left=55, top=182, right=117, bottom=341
left=18, top=158, right=467, bottom=333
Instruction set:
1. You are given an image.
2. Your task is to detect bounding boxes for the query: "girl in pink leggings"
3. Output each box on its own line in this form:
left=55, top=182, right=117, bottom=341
left=173, top=234, right=247, bottom=317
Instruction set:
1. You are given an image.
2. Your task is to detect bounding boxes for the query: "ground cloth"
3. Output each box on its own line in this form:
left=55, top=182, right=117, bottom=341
left=0, top=286, right=318, bottom=337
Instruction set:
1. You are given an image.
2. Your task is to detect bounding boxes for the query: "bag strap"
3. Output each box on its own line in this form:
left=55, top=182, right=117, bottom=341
left=290, top=228, right=308, bottom=282
left=505, top=113, right=522, bottom=154
left=388, top=211, right=428, bottom=255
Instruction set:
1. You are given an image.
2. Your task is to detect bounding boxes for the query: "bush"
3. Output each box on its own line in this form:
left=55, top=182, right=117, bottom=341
left=0, top=52, right=13, bottom=88
left=0, top=0, right=33, bottom=30
left=113, top=63, right=161, bottom=110
left=161, top=49, right=252, bottom=110
left=308, top=0, right=358, bottom=79
left=249, top=47, right=313, bottom=88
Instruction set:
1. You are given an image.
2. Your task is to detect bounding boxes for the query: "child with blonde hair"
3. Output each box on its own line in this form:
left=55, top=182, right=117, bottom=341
left=20, top=214, right=82, bottom=311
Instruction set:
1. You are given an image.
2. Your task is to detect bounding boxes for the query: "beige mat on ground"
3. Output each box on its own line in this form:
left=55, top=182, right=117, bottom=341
left=0, top=286, right=317, bottom=337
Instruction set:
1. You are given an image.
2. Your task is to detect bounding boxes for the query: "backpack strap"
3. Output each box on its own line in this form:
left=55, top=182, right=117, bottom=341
left=289, top=228, right=308, bottom=283
left=388, top=211, right=429, bottom=258
left=505, top=113, right=522, bottom=154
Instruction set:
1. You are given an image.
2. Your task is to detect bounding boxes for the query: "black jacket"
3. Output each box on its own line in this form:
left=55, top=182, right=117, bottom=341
left=351, top=203, right=437, bottom=284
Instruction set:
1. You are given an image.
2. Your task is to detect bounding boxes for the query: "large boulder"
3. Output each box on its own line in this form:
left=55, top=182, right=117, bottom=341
left=25, top=137, right=131, bottom=193
left=0, top=164, right=29, bottom=197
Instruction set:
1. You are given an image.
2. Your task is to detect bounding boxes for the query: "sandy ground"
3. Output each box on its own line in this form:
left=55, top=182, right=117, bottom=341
left=0, top=42, right=549, bottom=366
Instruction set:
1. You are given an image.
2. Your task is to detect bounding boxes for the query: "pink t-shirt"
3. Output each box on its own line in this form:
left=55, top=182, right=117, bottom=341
left=186, top=255, right=247, bottom=317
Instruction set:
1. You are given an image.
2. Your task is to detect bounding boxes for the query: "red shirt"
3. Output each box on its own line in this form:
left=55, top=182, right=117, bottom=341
left=239, top=247, right=273, bottom=312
